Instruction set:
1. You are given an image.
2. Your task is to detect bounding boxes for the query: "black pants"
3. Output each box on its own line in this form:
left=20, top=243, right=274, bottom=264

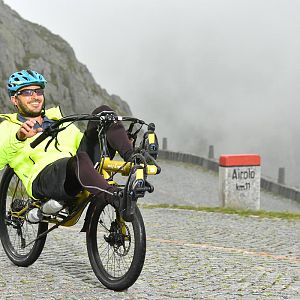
left=32, top=105, right=133, bottom=202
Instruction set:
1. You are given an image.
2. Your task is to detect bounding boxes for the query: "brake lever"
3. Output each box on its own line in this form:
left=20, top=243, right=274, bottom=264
left=43, top=127, right=64, bottom=152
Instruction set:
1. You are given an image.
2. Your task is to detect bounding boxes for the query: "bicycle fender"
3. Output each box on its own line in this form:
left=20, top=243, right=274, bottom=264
left=80, top=201, right=98, bottom=233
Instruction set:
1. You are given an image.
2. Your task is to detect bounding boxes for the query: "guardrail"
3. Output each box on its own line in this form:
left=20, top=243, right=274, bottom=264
left=158, top=149, right=300, bottom=204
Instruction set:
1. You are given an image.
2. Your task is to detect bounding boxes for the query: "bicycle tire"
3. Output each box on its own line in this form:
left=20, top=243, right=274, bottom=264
left=0, top=167, right=48, bottom=267
left=86, top=201, right=146, bottom=291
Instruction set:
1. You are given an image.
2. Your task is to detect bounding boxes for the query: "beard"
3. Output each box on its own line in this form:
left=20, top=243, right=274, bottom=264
left=16, top=98, right=44, bottom=118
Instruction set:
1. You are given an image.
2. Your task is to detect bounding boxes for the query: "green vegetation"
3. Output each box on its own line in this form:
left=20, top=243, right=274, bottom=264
left=139, top=203, right=300, bottom=221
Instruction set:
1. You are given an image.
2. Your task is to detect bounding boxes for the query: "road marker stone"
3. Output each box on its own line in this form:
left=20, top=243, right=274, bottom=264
left=219, top=154, right=261, bottom=210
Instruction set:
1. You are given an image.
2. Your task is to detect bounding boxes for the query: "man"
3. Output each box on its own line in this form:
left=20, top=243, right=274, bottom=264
left=0, top=69, right=132, bottom=217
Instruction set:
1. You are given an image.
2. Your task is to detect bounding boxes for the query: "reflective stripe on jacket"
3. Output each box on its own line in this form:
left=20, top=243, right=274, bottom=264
left=0, top=106, right=83, bottom=198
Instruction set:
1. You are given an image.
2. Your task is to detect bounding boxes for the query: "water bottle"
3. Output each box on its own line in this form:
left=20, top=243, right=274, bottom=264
left=41, top=199, right=63, bottom=215
left=27, top=208, right=42, bottom=223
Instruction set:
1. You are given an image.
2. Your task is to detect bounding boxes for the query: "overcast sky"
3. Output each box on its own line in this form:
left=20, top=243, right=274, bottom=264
left=4, top=0, right=300, bottom=185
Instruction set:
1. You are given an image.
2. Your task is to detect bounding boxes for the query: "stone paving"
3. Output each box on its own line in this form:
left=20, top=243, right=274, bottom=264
left=0, top=159, right=299, bottom=299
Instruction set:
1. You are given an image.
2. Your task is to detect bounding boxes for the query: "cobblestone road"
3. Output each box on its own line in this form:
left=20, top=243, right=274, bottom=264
left=0, top=160, right=299, bottom=299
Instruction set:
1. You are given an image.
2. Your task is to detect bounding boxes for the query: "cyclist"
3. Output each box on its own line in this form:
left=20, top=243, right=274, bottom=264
left=0, top=69, right=132, bottom=216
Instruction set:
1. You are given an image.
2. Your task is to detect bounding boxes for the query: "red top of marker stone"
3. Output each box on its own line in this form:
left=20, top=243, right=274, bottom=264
left=219, top=154, right=261, bottom=167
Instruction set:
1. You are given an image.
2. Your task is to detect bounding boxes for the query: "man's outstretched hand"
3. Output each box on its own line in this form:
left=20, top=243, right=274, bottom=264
left=16, top=119, right=43, bottom=141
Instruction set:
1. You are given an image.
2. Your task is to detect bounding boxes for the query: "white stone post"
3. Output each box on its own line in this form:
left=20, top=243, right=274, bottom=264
left=219, top=154, right=261, bottom=210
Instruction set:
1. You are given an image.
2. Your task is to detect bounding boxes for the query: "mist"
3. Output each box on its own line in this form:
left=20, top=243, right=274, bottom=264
left=4, top=0, right=300, bottom=187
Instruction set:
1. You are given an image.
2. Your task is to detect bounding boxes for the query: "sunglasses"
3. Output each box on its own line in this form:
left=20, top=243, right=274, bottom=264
left=15, top=88, right=44, bottom=97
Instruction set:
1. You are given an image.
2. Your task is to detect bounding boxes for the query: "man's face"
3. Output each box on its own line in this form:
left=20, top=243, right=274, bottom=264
left=11, top=85, right=45, bottom=118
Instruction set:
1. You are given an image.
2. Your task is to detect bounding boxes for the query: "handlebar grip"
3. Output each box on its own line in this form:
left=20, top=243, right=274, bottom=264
left=30, top=132, right=49, bottom=148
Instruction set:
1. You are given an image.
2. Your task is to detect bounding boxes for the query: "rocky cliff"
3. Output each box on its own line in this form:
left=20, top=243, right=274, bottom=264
left=0, top=0, right=131, bottom=115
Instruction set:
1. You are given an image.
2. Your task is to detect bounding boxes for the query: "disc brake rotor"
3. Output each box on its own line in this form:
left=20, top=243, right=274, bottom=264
left=104, top=220, right=131, bottom=256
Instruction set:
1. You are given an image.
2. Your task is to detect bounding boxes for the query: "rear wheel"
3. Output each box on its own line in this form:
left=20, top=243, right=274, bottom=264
left=86, top=201, right=146, bottom=291
left=0, top=167, right=48, bottom=266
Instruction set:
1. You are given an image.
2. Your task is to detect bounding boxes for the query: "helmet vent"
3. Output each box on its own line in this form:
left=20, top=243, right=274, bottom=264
left=27, top=69, right=34, bottom=76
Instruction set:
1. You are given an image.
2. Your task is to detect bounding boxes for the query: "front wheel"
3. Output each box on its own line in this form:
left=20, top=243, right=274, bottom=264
left=86, top=201, right=146, bottom=291
left=0, top=167, right=48, bottom=266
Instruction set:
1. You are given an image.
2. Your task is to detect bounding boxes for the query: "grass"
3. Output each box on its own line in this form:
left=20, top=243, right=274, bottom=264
left=139, top=203, right=300, bottom=221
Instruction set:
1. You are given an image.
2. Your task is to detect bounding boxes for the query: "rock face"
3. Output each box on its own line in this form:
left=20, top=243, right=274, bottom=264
left=0, top=0, right=131, bottom=115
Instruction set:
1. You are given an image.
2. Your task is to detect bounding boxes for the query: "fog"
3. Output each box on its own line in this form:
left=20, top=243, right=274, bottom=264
left=4, top=0, right=300, bottom=187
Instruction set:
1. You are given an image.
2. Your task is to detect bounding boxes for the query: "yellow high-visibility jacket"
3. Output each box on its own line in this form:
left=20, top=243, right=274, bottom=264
left=0, top=106, right=83, bottom=198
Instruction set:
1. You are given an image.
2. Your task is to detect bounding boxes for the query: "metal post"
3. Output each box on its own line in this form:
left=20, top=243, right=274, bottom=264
left=208, top=145, right=214, bottom=159
left=278, top=167, right=285, bottom=185
left=162, top=137, right=167, bottom=150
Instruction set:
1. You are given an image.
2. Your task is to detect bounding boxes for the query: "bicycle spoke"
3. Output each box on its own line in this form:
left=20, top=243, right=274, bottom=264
left=3, top=172, right=42, bottom=255
left=95, top=204, right=136, bottom=278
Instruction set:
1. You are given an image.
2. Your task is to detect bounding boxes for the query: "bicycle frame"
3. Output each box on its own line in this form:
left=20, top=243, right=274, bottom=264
left=22, top=111, right=160, bottom=230
left=56, top=156, right=159, bottom=228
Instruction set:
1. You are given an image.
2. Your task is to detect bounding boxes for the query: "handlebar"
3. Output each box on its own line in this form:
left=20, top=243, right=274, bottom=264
left=30, top=130, right=51, bottom=148
left=30, top=111, right=146, bottom=148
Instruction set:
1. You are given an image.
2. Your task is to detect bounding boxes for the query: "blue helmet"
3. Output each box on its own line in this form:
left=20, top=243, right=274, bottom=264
left=7, top=70, right=47, bottom=96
